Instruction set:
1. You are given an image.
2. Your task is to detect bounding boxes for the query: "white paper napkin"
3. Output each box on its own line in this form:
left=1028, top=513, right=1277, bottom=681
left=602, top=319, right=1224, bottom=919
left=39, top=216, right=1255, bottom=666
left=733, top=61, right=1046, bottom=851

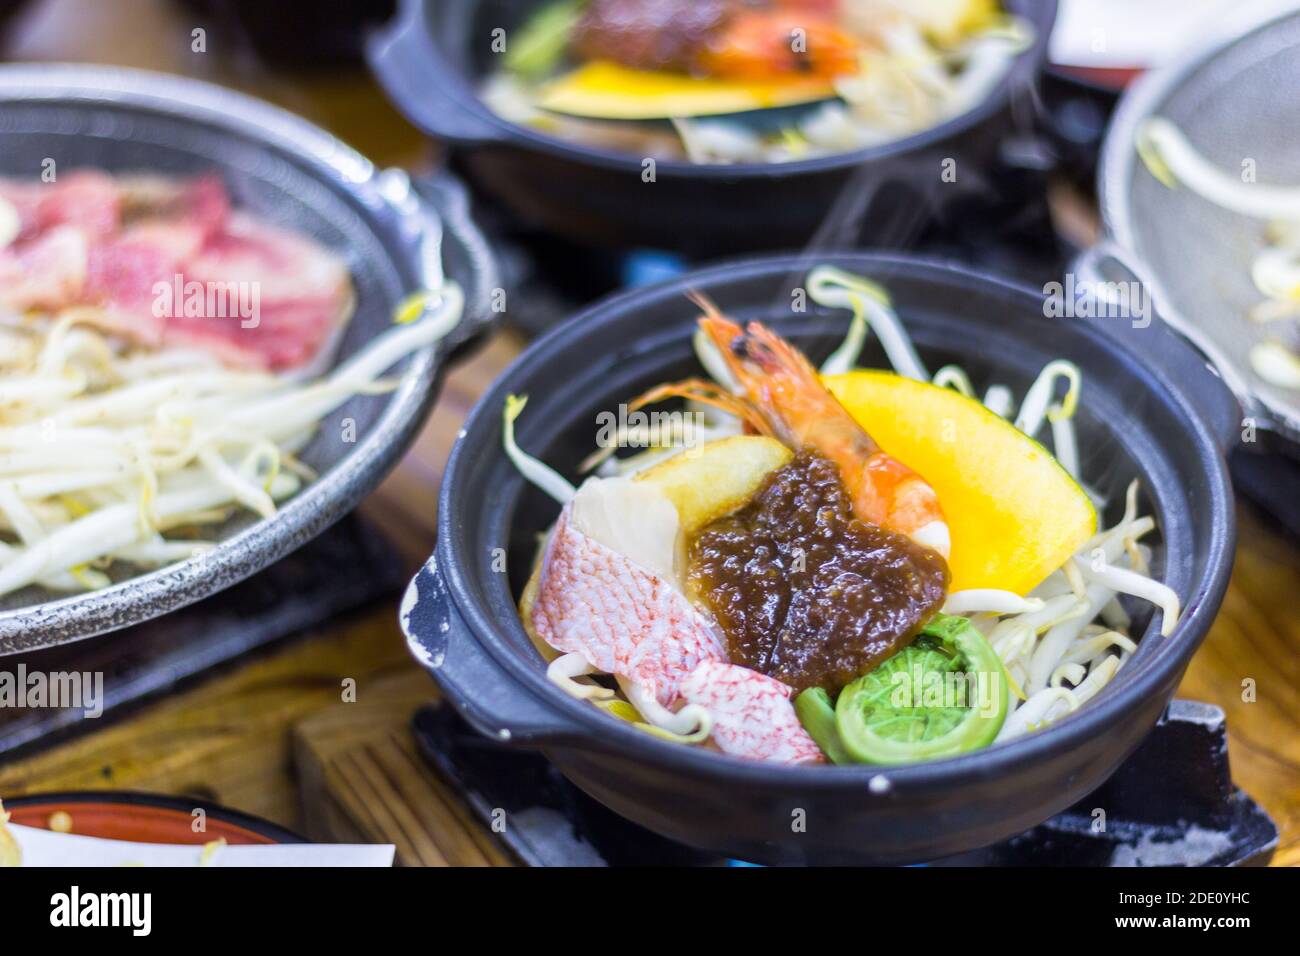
left=1051, top=0, right=1300, bottom=69
left=9, top=824, right=394, bottom=867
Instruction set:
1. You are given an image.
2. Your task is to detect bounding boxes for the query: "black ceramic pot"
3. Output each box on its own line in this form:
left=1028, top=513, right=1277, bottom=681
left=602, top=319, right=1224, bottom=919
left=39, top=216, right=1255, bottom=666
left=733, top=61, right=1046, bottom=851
left=401, top=253, right=1237, bottom=865
left=369, top=0, right=1058, bottom=256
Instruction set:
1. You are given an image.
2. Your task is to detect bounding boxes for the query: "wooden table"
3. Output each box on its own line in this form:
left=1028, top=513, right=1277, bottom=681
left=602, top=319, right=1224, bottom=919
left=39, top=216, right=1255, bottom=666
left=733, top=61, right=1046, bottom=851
left=1, top=0, right=1297, bottom=867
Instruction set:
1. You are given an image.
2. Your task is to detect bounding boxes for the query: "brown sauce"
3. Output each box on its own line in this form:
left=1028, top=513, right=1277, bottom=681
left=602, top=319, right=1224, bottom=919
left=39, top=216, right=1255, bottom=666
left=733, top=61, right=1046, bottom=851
left=687, top=452, right=949, bottom=694
left=573, top=0, right=729, bottom=74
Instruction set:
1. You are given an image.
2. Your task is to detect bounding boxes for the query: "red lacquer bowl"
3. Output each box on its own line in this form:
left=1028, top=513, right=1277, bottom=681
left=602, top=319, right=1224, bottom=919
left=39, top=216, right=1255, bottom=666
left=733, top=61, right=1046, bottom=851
left=3, top=792, right=304, bottom=846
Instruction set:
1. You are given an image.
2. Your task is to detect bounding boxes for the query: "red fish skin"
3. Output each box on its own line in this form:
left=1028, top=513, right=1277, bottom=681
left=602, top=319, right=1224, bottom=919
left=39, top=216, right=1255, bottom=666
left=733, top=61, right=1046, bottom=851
left=530, top=506, right=726, bottom=707
left=679, top=660, right=823, bottom=764
left=529, top=503, right=824, bottom=763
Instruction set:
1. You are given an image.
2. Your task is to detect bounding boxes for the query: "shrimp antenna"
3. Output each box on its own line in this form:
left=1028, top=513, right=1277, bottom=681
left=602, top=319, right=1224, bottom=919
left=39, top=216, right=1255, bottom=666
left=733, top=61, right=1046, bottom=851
left=627, top=378, right=773, bottom=437
left=686, top=289, right=724, bottom=320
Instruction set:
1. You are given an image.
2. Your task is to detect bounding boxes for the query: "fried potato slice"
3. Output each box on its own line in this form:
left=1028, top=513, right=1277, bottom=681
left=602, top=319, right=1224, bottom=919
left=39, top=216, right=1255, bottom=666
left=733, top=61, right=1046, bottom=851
left=634, top=436, right=792, bottom=535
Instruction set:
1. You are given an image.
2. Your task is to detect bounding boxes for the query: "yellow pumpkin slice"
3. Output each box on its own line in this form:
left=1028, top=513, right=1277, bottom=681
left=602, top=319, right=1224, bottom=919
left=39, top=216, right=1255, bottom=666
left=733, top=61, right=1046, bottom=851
left=536, top=61, right=836, bottom=120
left=824, top=370, right=1096, bottom=595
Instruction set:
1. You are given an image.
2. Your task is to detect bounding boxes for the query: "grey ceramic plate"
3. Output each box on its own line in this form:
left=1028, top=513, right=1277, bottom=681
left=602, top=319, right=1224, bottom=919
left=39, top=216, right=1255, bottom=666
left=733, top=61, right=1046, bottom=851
left=1097, top=4, right=1300, bottom=446
left=0, top=64, right=498, bottom=653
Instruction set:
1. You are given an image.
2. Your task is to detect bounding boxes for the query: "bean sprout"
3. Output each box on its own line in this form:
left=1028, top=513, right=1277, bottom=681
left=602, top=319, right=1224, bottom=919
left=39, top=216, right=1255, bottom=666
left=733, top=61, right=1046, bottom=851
left=621, top=680, right=712, bottom=743
left=982, top=384, right=1014, bottom=418
left=996, top=687, right=1077, bottom=741
left=547, top=652, right=616, bottom=701
left=943, top=590, right=1043, bottom=616
left=1014, top=360, right=1081, bottom=437
left=0, top=283, right=463, bottom=600
left=1137, top=117, right=1300, bottom=390
left=932, top=364, right=976, bottom=398
left=1138, top=118, right=1300, bottom=219
left=502, top=394, right=577, bottom=505
left=808, top=266, right=927, bottom=380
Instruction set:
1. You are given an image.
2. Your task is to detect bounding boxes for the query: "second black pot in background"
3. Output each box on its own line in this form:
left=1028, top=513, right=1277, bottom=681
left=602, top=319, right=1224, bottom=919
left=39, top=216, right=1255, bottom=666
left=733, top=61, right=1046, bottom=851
left=369, top=0, right=1059, bottom=258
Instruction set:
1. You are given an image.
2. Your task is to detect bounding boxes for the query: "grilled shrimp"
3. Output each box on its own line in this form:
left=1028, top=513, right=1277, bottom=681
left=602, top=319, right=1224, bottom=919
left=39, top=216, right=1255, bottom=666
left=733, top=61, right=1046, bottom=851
left=695, top=301, right=950, bottom=558
left=572, top=0, right=859, bottom=81
left=698, top=7, right=861, bottom=81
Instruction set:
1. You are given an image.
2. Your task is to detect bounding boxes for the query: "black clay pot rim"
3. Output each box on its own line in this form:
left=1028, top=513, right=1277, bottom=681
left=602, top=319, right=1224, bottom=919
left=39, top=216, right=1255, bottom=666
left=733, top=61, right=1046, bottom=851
left=390, top=0, right=1056, bottom=180
left=437, top=251, right=1235, bottom=790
